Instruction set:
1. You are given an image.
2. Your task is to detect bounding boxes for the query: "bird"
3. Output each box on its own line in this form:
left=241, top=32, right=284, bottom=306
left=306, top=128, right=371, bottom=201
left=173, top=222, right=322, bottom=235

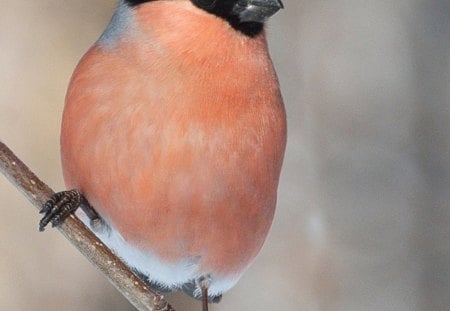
left=39, top=0, right=286, bottom=309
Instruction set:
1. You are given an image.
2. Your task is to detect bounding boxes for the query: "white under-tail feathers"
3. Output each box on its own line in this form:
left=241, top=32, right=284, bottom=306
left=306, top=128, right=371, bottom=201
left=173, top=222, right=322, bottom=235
left=76, top=210, right=241, bottom=297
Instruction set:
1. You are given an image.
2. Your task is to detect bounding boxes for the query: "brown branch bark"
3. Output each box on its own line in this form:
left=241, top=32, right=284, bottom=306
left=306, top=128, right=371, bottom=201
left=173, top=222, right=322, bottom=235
left=0, top=141, right=175, bottom=311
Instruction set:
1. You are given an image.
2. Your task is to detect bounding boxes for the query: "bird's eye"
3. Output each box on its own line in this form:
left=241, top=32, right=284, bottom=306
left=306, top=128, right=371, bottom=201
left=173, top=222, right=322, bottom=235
left=192, top=0, right=218, bottom=9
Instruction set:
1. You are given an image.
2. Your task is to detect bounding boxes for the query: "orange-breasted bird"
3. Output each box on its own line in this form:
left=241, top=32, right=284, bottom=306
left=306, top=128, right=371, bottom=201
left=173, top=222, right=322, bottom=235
left=40, top=0, right=286, bottom=308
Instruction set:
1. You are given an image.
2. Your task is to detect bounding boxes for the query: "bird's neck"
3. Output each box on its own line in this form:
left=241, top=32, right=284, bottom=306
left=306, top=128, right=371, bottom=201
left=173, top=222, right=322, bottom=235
left=99, top=1, right=269, bottom=58
left=96, top=0, right=275, bottom=101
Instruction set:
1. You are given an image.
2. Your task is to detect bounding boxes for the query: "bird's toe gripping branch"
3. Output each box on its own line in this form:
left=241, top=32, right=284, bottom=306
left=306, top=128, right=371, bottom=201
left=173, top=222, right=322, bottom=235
left=39, top=189, right=82, bottom=231
left=181, top=275, right=222, bottom=311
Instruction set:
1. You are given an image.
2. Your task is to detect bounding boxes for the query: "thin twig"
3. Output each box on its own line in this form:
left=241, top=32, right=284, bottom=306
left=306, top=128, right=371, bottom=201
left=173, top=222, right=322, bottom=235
left=0, top=141, right=175, bottom=311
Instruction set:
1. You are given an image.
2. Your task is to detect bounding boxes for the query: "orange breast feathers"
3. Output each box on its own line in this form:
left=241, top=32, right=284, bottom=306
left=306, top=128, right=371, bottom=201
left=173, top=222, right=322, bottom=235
left=61, top=2, right=286, bottom=276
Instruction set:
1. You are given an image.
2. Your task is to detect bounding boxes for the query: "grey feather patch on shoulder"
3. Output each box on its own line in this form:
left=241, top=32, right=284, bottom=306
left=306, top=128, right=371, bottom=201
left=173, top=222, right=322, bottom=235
left=97, top=0, right=135, bottom=48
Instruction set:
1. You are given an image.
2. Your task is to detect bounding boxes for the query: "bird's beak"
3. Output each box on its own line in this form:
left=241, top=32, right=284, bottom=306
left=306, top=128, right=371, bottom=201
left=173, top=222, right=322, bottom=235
left=232, top=0, right=284, bottom=23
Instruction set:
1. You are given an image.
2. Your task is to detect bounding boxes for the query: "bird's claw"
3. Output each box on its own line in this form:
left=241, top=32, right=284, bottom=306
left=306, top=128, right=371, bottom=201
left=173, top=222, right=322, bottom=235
left=39, top=189, right=82, bottom=231
left=182, top=278, right=222, bottom=304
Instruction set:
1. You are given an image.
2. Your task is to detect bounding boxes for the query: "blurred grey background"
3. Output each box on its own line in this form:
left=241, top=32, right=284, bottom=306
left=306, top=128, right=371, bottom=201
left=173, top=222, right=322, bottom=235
left=1, top=0, right=449, bottom=310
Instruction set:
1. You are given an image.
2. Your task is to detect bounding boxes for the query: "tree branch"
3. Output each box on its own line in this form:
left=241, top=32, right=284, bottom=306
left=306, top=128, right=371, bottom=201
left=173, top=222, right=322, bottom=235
left=0, top=141, right=175, bottom=311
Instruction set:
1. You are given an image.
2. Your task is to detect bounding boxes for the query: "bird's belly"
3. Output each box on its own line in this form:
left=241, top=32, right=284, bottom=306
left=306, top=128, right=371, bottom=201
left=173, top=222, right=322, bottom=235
left=61, top=97, right=282, bottom=282
left=60, top=41, right=286, bottom=293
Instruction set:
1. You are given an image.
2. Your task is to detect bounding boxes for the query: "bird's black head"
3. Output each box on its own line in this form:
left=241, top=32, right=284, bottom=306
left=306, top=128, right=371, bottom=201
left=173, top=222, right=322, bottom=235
left=125, top=0, right=284, bottom=37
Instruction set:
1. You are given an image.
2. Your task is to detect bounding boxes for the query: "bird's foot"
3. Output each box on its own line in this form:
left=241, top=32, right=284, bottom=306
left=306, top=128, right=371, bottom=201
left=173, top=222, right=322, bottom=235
left=182, top=276, right=222, bottom=305
left=40, top=189, right=107, bottom=235
left=39, top=189, right=82, bottom=231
